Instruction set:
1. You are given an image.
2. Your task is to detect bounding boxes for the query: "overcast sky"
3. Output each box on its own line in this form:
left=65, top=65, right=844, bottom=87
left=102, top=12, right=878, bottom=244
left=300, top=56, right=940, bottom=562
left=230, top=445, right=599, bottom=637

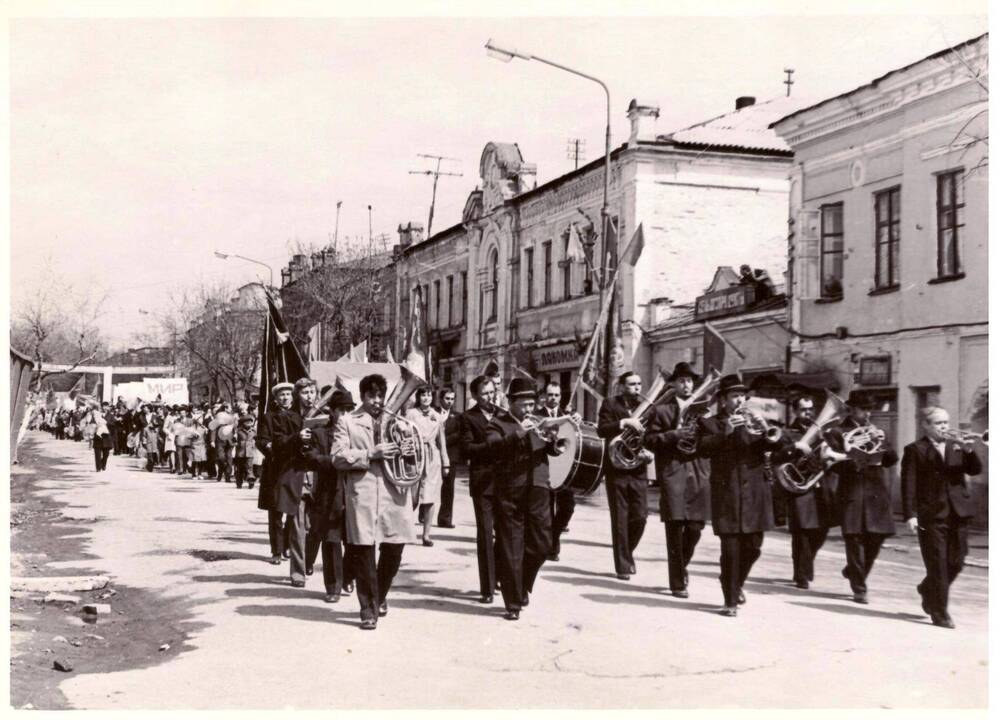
left=9, top=7, right=988, bottom=349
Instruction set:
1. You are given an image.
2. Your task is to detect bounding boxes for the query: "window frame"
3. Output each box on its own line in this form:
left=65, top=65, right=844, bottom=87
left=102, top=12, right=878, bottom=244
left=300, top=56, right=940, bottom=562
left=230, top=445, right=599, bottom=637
left=446, top=274, right=454, bottom=327
left=524, top=247, right=534, bottom=309
left=562, top=233, right=573, bottom=301
left=936, top=169, right=964, bottom=279
left=542, top=240, right=552, bottom=305
left=819, top=202, right=844, bottom=299
left=873, top=186, right=901, bottom=290
left=488, top=250, right=498, bottom=322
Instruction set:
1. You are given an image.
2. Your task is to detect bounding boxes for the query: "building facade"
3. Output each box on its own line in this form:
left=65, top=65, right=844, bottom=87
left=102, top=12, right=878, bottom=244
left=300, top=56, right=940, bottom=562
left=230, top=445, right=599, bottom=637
left=772, top=33, right=989, bottom=522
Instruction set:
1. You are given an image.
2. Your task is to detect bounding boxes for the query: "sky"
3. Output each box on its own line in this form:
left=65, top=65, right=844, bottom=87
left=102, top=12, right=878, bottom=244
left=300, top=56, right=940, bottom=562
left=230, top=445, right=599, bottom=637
left=8, top=6, right=988, bottom=349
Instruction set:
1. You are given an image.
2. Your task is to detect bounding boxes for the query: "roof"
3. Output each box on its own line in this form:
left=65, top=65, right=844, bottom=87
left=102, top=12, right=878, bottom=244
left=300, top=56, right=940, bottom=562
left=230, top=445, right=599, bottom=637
left=770, top=32, right=988, bottom=129
left=652, top=292, right=787, bottom=331
left=663, top=96, right=810, bottom=153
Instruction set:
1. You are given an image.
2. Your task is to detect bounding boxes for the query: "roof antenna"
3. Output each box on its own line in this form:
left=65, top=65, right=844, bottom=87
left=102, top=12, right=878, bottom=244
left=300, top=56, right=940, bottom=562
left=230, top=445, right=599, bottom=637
left=784, top=68, right=795, bottom=97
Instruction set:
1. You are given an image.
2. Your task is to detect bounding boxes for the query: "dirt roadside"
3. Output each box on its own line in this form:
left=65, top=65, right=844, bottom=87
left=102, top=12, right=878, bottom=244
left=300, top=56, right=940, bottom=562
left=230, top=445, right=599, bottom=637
left=9, top=438, right=205, bottom=710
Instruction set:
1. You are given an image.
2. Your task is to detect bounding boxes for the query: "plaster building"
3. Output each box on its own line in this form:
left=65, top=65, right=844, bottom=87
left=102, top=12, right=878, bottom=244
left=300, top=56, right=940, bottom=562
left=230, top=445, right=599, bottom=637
left=771, top=33, right=988, bottom=522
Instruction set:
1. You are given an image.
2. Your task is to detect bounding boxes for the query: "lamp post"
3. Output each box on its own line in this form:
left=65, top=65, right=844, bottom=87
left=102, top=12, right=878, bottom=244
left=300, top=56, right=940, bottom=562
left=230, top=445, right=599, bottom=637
left=485, top=38, right=612, bottom=287
left=213, top=251, right=275, bottom=290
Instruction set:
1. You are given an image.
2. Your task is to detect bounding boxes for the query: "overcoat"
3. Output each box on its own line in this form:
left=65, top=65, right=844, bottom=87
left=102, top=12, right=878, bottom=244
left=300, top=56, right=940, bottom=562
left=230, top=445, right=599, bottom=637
left=697, top=414, right=787, bottom=535
left=269, top=409, right=315, bottom=516
left=482, top=412, right=556, bottom=489
left=771, top=420, right=840, bottom=531
left=255, top=407, right=298, bottom=512
left=644, top=398, right=710, bottom=522
left=827, top=419, right=898, bottom=535
left=901, top=436, right=982, bottom=524
left=462, top=405, right=499, bottom=497
left=303, top=422, right=346, bottom=543
left=332, top=408, right=417, bottom=545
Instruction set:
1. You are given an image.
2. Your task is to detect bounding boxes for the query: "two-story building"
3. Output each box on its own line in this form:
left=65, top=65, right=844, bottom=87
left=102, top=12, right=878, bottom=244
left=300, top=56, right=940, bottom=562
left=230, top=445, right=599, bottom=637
left=772, top=33, right=988, bottom=522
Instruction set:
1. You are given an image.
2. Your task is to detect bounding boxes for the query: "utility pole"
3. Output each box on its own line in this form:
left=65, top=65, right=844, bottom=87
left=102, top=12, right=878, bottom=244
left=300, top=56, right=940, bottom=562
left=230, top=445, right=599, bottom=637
left=409, top=154, right=462, bottom=239
left=333, top=200, right=342, bottom=253
left=368, top=205, right=373, bottom=248
left=566, top=137, right=586, bottom=169
left=784, top=68, right=795, bottom=97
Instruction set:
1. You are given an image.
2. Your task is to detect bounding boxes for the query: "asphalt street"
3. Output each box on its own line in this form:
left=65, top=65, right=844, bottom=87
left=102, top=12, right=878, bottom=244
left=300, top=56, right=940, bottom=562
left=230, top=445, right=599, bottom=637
left=19, top=432, right=988, bottom=709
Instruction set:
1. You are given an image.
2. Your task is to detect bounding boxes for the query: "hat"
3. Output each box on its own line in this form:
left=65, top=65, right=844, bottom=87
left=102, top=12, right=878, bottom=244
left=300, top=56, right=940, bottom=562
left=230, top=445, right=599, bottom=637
left=718, top=374, right=748, bottom=395
left=846, top=390, right=875, bottom=409
left=272, top=381, right=294, bottom=394
left=507, top=378, right=537, bottom=399
left=238, top=413, right=254, bottom=425
left=330, top=389, right=356, bottom=410
left=667, top=362, right=700, bottom=383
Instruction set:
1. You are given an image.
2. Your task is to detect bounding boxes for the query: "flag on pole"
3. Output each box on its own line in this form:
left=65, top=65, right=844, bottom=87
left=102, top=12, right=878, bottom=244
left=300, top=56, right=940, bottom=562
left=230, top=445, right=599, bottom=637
left=257, top=295, right=309, bottom=419
left=703, top=320, right=745, bottom=377
left=621, top=222, right=646, bottom=268
left=307, top=323, right=323, bottom=362
left=403, top=285, right=429, bottom=381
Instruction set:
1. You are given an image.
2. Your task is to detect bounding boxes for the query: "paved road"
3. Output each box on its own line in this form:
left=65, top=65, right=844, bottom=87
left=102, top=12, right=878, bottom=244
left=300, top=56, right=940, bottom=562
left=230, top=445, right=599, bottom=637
left=22, top=432, right=987, bottom=709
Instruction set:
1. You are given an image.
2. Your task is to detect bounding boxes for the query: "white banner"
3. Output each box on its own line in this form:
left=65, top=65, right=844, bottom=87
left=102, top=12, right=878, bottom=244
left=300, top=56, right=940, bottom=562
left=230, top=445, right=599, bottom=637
left=143, top=377, right=189, bottom=405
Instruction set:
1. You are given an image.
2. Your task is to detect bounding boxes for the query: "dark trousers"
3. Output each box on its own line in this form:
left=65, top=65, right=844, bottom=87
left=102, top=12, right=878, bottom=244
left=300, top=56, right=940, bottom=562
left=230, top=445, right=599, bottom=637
left=843, top=532, right=886, bottom=593
left=550, top=488, right=576, bottom=555
left=719, top=532, right=764, bottom=607
left=267, top=509, right=287, bottom=558
left=347, top=542, right=404, bottom=621
left=235, top=458, right=252, bottom=487
left=437, top=465, right=457, bottom=526
left=496, top=484, right=552, bottom=611
left=665, top=520, right=704, bottom=591
left=216, top=444, right=234, bottom=481
left=791, top=527, right=829, bottom=583
left=288, top=499, right=309, bottom=583
left=606, top=473, right=648, bottom=574
left=306, top=535, right=354, bottom=595
left=93, top=446, right=110, bottom=471
left=145, top=452, right=159, bottom=472
left=472, top=491, right=498, bottom=596
left=917, top=512, right=970, bottom=617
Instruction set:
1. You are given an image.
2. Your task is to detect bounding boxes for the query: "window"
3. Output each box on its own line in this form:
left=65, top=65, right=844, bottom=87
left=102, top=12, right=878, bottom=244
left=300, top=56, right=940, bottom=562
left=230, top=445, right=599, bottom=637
left=446, top=275, right=454, bottom=326
left=543, top=241, right=552, bottom=304
left=936, top=170, right=964, bottom=278
left=461, top=271, right=467, bottom=324
left=562, top=233, right=573, bottom=301
left=874, top=187, right=900, bottom=289
left=524, top=247, right=534, bottom=308
left=433, top=279, right=441, bottom=329
left=820, top=203, right=844, bottom=298
left=488, top=250, right=498, bottom=322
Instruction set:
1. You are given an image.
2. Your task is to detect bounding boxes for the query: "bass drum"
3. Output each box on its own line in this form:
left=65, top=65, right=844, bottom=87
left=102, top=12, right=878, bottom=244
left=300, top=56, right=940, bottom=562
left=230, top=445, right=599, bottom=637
left=549, top=421, right=605, bottom=496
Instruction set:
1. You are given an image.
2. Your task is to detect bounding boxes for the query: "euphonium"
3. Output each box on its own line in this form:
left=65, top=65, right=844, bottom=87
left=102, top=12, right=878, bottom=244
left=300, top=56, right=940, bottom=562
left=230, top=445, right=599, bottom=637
left=378, top=366, right=427, bottom=489
left=775, top=390, right=848, bottom=494
left=608, top=372, right=671, bottom=470
left=674, top=370, right=721, bottom=455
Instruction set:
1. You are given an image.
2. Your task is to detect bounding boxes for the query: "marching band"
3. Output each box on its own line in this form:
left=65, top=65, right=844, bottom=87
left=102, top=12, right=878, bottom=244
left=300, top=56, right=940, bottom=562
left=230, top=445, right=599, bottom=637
left=255, top=362, right=985, bottom=631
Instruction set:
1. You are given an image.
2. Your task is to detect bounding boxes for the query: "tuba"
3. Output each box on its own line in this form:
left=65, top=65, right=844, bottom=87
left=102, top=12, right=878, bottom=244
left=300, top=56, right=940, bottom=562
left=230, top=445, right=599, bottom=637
left=775, top=390, right=848, bottom=494
left=608, top=371, right=671, bottom=470
left=674, top=370, right=721, bottom=455
left=378, top=367, right=427, bottom=489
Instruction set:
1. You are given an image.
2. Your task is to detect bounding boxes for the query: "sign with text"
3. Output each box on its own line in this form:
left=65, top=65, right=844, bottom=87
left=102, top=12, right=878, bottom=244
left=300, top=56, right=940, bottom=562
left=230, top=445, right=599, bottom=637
left=531, top=343, right=580, bottom=371
left=694, top=285, right=754, bottom=321
left=143, top=378, right=189, bottom=405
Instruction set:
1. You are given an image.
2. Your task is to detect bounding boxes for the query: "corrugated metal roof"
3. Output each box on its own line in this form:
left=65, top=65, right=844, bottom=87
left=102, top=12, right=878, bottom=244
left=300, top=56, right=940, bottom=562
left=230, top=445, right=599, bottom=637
left=663, top=96, right=811, bottom=153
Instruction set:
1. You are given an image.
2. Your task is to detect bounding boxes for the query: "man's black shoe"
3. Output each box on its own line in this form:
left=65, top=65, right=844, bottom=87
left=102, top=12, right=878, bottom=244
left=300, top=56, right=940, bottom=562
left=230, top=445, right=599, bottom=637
left=737, top=590, right=746, bottom=605
left=378, top=601, right=388, bottom=617
left=360, top=618, right=377, bottom=630
left=437, top=522, right=455, bottom=529
left=479, top=593, right=494, bottom=604
left=616, top=573, right=630, bottom=581
left=931, top=614, right=955, bottom=629
left=504, top=609, right=520, bottom=621
left=672, top=589, right=689, bottom=598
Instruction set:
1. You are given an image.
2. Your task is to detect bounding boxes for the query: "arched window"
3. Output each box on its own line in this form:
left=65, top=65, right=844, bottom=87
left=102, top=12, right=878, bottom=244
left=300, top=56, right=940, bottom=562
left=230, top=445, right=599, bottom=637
left=488, top=248, right=499, bottom=321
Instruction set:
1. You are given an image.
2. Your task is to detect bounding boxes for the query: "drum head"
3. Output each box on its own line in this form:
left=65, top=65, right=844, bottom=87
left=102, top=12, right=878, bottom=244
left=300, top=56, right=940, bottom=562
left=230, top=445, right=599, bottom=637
left=548, top=422, right=580, bottom=490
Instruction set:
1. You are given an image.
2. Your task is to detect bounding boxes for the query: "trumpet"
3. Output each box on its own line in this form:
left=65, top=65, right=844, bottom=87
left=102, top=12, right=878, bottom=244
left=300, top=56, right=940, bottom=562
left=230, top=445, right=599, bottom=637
left=942, top=428, right=989, bottom=445
left=731, top=402, right=783, bottom=443
left=522, top=414, right=570, bottom=447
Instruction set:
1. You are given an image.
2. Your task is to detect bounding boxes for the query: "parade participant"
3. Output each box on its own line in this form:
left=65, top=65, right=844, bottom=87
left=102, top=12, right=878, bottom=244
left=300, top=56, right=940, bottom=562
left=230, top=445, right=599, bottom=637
left=90, top=406, right=114, bottom=472
left=697, top=374, right=787, bottom=616
left=162, top=412, right=177, bottom=472
left=436, top=387, right=462, bottom=529
left=902, top=406, right=983, bottom=629
left=212, top=404, right=237, bottom=483
left=539, top=381, right=581, bottom=562
left=825, top=391, right=898, bottom=604
left=234, top=413, right=256, bottom=490
left=304, top=387, right=357, bottom=603
left=142, top=420, right=161, bottom=472
left=461, top=375, right=501, bottom=604
left=406, top=386, right=450, bottom=547
left=333, top=373, right=413, bottom=630
left=772, top=394, right=839, bottom=590
left=190, top=414, right=209, bottom=478
left=644, top=362, right=710, bottom=598
left=173, top=410, right=193, bottom=475
left=597, top=371, right=654, bottom=580
left=256, top=383, right=294, bottom=565
left=484, top=360, right=509, bottom=411
left=487, top=378, right=564, bottom=620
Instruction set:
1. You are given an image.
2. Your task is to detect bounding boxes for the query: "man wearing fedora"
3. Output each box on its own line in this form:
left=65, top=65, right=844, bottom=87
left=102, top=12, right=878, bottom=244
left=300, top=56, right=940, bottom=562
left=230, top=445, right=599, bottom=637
left=645, top=362, right=711, bottom=598
left=485, top=378, right=565, bottom=620
left=698, top=374, right=788, bottom=616
left=597, top=370, right=655, bottom=580
left=824, top=391, right=898, bottom=604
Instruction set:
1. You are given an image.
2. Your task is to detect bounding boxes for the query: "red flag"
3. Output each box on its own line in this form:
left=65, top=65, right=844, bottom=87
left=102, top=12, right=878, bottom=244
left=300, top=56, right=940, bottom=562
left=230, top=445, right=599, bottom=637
left=404, top=285, right=430, bottom=381
left=257, top=295, right=308, bottom=419
left=703, top=323, right=726, bottom=375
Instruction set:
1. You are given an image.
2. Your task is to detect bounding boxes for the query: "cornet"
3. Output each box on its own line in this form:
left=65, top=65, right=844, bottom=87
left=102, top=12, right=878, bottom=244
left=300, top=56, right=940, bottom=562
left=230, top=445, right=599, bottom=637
left=522, top=414, right=570, bottom=448
left=942, top=428, right=988, bottom=446
left=731, top=402, right=783, bottom=443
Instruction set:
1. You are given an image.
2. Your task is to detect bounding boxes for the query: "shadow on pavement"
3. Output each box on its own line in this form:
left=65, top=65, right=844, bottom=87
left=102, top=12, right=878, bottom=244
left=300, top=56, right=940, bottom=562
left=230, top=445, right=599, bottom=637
left=190, top=573, right=289, bottom=585
left=213, top=534, right=271, bottom=545
left=581, top=592, right=720, bottom=614
left=226, top=586, right=329, bottom=601
left=387, top=596, right=507, bottom=618
left=787, top=600, right=928, bottom=624
left=545, top=573, right=664, bottom=595
left=744, top=577, right=852, bottom=602
left=446, top=547, right=476, bottom=557
left=236, top=603, right=358, bottom=626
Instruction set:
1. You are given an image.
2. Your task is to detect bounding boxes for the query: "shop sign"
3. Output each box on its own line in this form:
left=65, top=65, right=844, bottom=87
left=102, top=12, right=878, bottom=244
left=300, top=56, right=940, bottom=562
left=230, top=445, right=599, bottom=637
left=531, top=343, right=580, bottom=371
left=694, top=285, right=754, bottom=321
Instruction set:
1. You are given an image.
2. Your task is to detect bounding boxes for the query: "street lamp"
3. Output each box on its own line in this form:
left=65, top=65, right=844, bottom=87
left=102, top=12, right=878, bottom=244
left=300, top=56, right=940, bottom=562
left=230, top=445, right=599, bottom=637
left=485, top=38, right=612, bottom=286
left=213, top=250, right=275, bottom=290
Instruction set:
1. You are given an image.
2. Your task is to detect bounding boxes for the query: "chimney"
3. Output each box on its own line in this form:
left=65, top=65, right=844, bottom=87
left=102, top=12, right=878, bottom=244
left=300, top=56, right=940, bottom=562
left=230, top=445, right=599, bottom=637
left=627, top=99, right=660, bottom=148
left=735, top=96, right=756, bottom=111
left=645, top=297, right=673, bottom=326
left=397, top=222, right=424, bottom=249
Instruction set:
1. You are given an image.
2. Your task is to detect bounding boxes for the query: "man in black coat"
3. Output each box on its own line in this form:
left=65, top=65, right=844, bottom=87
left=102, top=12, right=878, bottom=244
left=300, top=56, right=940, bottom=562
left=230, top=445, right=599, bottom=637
left=436, top=387, right=462, bottom=529
left=825, top=391, right=898, bottom=604
left=597, top=371, right=654, bottom=580
left=771, top=394, right=840, bottom=590
left=902, top=406, right=983, bottom=629
left=539, top=381, right=580, bottom=562
left=644, top=362, right=710, bottom=598
left=255, top=382, right=294, bottom=565
left=697, top=374, right=788, bottom=616
left=461, top=375, right=501, bottom=603
left=485, top=378, right=565, bottom=621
